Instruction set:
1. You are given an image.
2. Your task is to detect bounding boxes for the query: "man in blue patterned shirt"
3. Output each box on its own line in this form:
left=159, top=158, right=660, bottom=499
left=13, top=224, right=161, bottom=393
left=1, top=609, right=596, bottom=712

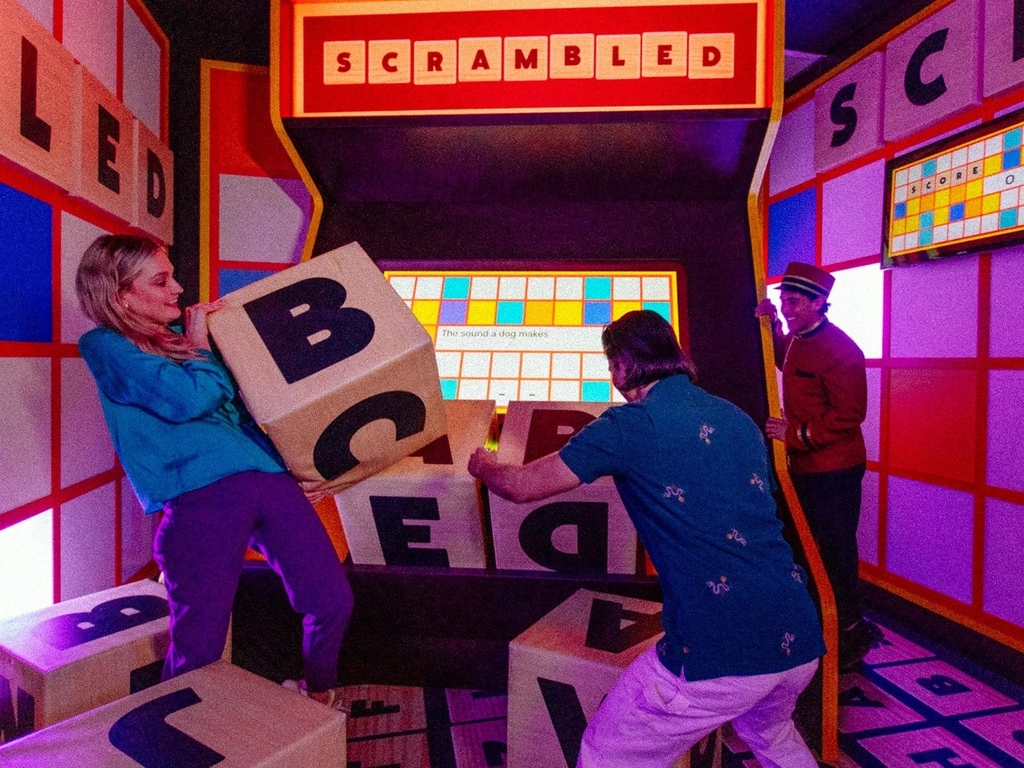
left=469, top=310, right=825, bottom=768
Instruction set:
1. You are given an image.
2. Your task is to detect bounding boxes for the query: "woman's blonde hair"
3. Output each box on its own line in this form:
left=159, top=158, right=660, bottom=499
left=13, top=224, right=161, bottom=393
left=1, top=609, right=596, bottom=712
left=76, top=234, right=198, bottom=362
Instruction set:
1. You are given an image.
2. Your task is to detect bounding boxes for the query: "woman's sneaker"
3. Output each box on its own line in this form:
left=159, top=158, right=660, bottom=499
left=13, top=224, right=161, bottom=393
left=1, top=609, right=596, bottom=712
left=282, top=679, right=349, bottom=713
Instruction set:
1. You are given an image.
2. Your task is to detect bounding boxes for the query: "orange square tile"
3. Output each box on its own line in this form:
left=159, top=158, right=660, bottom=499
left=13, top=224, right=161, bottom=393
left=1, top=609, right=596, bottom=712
left=965, top=197, right=982, bottom=218
left=949, top=185, right=966, bottom=205
left=524, top=300, right=554, bottom=325
left=919, top=193, right=935, bottom=212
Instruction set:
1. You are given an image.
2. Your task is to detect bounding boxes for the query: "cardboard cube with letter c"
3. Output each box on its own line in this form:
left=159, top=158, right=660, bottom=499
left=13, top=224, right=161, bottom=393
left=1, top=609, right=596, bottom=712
left=507, top=589, right=720, bottom=768
left=334, top=399, right=496, bottom=569
left=0, top=660, right=346, bottom=766
left=0, top=580, right=176, bottom=743
left=208, top=242, right=447, bottom=497
left=488, top=401, right=637, bottom=575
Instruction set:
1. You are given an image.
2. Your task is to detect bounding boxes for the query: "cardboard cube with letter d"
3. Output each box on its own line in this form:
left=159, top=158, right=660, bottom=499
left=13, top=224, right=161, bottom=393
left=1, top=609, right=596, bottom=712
left=507, top=589, right=720, bottom=768
left=0, top=661, right=346, bottom=766
left=334, top=399, right=496, bottom=569
left=489, top=401, right=636, bottom=575
left=208, top=242, right=447, bottom=498
left=0, top=580, right=175, bottom=744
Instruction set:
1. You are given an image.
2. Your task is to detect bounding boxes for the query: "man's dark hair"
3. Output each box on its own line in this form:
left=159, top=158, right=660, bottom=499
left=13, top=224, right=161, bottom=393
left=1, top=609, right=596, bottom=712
left=601, top=310, right=697, bottom=392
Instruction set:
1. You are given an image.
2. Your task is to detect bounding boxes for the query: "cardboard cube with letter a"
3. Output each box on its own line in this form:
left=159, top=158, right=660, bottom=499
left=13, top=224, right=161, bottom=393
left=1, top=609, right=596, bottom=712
left=0, top=580, right=176, bottom=744
left=208, top=242, right=447, bottom=498
left=0, top=660, right=346, bottom=766
left=334, top=399, right=495, bottom=569
left=507, top=589, right=720, bottom=768
left=489, top=402, right=636, bottom=574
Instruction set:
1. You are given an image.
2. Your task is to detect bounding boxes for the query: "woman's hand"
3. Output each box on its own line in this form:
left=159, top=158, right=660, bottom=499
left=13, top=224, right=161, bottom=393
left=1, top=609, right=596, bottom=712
left=184, top=298, right=227, bottom=351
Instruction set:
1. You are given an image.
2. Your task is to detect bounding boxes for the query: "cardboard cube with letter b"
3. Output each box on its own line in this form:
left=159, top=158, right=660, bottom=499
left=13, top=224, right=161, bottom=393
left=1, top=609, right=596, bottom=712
left=0, top=580, right=176, bottom=744
left=334, top=399, right=496, bottom=569
left=208, top=242, right=447, bottom=498
left=489, top=401, right=636, bottom=575
left=507, top=589, right=720, bottom=768
left=0, top=660, right=346, bottom=766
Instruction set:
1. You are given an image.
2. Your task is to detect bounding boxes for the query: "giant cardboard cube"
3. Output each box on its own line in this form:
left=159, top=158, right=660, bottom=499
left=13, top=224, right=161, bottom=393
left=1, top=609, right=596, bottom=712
left=334, top=399, right=496, bottom=568
left=0, top=660, right=346, bottom=766
left=0, top=580, right=173, bottom=743
left=489, top=401, right=637, bottom=574
left=507, top=589, right=720, bottom=768
left=339, top=684, right=429, bottom=768
left=208, top=242, right=447, bottom=497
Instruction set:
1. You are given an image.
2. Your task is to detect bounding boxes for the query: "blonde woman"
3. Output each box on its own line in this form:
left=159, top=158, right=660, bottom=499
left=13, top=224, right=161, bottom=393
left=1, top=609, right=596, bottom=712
left=76, top=234, right=352, bottom=707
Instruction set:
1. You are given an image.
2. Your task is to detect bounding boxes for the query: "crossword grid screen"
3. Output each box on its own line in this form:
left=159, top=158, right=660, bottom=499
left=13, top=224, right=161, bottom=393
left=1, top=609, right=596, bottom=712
left=885, top=109, right=1024, bottom=266
left=384, top=270, right=679, bottom=407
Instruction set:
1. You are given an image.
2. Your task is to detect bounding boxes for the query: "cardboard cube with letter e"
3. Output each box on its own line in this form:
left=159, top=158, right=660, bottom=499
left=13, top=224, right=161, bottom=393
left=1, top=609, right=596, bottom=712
left=507, top=589, right=720, bottom=768
left=334, top=399, right=495, bottom=569
left=339, top=684, right=429, bottom=768
left=489, top=401, right=636, bottom=575
left=0, top=660, right=346, bottom=766
left=0, top=580, right=179, bottom=744
left=208, top=242, right=447, bottom=498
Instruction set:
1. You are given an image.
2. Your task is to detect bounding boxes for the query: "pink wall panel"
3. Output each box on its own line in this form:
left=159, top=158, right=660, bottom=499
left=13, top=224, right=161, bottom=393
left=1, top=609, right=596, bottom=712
left=218, top=175, right=311, bottom=265
left=890, top=255, right=978, bottom=359
left=122, top=2, right=161, bottom=137
left=888, top=368, right=977, bottom=484
left=983, top=498, right=1024, bottom=628
left=826, top=263, right=884, bottom=359
left=986, top=370, right=1024, bottom=495
left=883, top=0, right=982, bottom=142
left=814, top=52, right=884, bottom=173
left=983, top=0, right=1024, bottom=98
left=821, top=159, right=885, bottom=265
left=988, top=244, right=1024, bottom=358
left=16, top=0, right=53, bottom=32
left=769, top=99, right=815, bottom=196
left=886, top=477, right=973, bottom=604
left=863, top=367, right=880, bottom=463
left=60, top=358, right=114, bottom=488
left=859, top=469, right=880, bottom=567
left=62, top=0, right=118, bottom=94
left=59, top=483, right=115, bottom=600
left=120, top=477, right=157, bottom=581
left=0, top=358, right=51, bottom=514
left=60, top=212, right=107, bottom=344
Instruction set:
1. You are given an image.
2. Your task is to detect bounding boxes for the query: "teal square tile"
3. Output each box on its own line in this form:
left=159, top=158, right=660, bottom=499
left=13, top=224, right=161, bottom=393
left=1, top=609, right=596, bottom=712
left=443, top=277, right=470, bottom=299
left=584, top=277, right=612, bottom=300
left=582, top=381, right=611, bottom=402
left=496, top=301, right=524, bottom=324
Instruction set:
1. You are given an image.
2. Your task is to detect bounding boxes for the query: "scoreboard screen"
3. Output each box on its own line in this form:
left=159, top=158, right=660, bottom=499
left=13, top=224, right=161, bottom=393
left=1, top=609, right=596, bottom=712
left=884, top=107, right=1024, bottom=267
left=383, top=268, right=682, bottom=407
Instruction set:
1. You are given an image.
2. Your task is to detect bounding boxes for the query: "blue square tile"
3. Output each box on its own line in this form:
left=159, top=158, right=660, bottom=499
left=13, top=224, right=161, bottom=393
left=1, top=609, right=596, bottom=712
left=768, top=188, right=817, bottom=278
left=643, top=302, right=671, bottom=321
left=999, top=208, right=1018, bottom=229
left=919, top=228, right=933, bottom=246
left=220, top=268, right=276, bottom=296
left=583, top=301, right=612, bottom=325
left=1003, top=148, right=1021, bottom=171
left=442, top=277, right=470, bottom=299
left=0, top=182, right=52, bottom=342
left=581, top=381, right=611, bottom=402
left=949, top=202, right=965, bottom=222
left=894, top=201, right=907, bottom=219
left=584, top=277, right=611, bottom=300
left=439, top=300, right=468, bottom=324
left=496, top=301, right=524, bottom=324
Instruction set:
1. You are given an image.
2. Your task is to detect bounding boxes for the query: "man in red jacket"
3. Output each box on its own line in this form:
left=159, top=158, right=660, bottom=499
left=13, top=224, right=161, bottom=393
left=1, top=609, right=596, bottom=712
left=756, top=262, right=880, bottom=671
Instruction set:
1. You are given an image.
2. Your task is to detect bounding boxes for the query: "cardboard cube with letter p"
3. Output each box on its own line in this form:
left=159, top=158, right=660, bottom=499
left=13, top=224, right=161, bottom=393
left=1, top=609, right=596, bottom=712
left=334, top=399, right=496, bottom=569
left=208, top=242, right=447, bottom=497
left=489, top=402, right=636, bottom=575
left=507, top=589, right=720, bottom=768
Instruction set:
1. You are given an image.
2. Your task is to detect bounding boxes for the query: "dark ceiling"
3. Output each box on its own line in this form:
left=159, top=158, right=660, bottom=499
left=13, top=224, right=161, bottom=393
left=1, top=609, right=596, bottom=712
left=783, top=0, right=938, bottom=94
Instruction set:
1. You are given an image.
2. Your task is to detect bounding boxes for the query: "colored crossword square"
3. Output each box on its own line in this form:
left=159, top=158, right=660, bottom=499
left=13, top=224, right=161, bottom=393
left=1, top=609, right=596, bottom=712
left=584, top=301, right=612, bottom=325
left=985, top=154, right=1002, bottom=176
left=467, top=301, right=496, bottom=325
left=949, top=202, right=966, bottom=221
left=919, top=229, right=933, bottom=245
left=922, top=159, right=937, bottom=176
left=496, top=301, right=525, bottom=324
left=412, top=300, right=440, bottom=325
left=893, top=219, right=907, bottom=235
left=933, top=208, right=949, bottom=226
left=949, top=185, right=966, bottom=204
left=934, top=188, right=949, bottom=208
left=1005, top=127, right=1022, bottom=149
left=440, top=379, right=458, bottom=398
left=894, top=201, right=907, bottom=219
left=906, top=214, right=920, bottom=231
left=982, top=193, right=1001, bottom=214
left=919, top=211, right=934, bottom=228
left=907, top=198, right=921, bottom=215
left=644, top=301, right=671, bottom=321
left=965, top=197, right=982, bottom=217
left=920, top=193, right=935, bottom=212
left=439, top=300, right=468, bottom=324
left=554, top=301, right=583, bottom=325
left=966, top=178, right=984, bottom=198
left=584, top=277, right=612, bottom=300
left=1004, top=147, right=1021, bottom=169
left=443, top=276, right=471, bottom=299
left=1000, top=208, right=1018, bottom=229
left=524, top=301, right=553, bottom=325
left=613, top=300, right=642, bottom=319
left=582, top=381, right=611, bottom=401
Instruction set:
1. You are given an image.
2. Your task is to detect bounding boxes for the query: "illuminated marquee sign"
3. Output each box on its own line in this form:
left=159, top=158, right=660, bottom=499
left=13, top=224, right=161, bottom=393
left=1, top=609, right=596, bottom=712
left=289, top=0, right=769, bottom=117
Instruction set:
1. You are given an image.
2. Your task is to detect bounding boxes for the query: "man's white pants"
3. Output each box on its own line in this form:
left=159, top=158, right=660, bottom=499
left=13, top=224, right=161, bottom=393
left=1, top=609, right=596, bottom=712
left=577, top=647, right=820, bottom=768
